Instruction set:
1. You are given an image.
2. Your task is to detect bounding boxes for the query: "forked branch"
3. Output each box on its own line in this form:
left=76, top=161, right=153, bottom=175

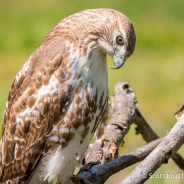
left=73, top=82, right=184, bottom=184
left=122, top=114, right=184, bottom=184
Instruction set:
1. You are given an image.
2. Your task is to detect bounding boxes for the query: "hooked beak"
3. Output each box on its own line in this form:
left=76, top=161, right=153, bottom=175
left=112, top=55, right=126, bottom=69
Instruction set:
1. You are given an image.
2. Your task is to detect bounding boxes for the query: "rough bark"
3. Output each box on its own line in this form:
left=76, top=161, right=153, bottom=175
left=122, top=114, right=184, bottom=184
left=73, top=82, right=184, bottom=184
left=85, top=82, right=137, bottom=164
left=134, top=108, right=184, bottom=170
left=74, top=139, right=161, bottom=184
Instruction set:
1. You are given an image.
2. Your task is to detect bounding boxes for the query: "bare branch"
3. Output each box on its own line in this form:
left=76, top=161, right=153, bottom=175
left=74, top=139, right=161, bottom=184
left=122, top=114, right=184, bottom=184
left=85, top=82, right=137, bottom=164
left=134, top=108, right=184, bottom=170
left=134, top=109, right=158, bottom=141
left=75, top=82, right=184, bottom=184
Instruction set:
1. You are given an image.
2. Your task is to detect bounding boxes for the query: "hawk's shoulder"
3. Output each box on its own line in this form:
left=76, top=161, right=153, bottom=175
left=1, top=39, right=69, bottom=182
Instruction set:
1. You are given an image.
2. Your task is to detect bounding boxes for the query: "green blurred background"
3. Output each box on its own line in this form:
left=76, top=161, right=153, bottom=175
left=0, top=0, right=183, bottom=183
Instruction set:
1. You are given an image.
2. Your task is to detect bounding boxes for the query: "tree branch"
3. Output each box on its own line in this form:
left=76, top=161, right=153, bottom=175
left=74, top=82, right=184, bottom=184
left=122, top=114, right=184, bottom=184
left=74, top=139, right=161, bottom=184
left=134, top=108, right=184, bottom=170
left=85, top=82, right=137, bottom=164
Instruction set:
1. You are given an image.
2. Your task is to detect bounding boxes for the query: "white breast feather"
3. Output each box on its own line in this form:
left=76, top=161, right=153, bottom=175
left=30, top=48, right=108, bottom=184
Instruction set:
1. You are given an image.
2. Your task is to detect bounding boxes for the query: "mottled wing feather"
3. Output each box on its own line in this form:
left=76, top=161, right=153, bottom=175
left=0, top=41, right=67, bottom=182
left=2, top=60, right=30, bottom=135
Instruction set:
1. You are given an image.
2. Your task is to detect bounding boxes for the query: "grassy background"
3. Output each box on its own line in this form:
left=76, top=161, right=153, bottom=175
left=0, top=0, right=184, bottom=183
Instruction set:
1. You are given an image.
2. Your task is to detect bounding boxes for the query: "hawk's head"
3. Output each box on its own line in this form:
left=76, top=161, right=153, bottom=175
left=94, top=9, right=136, bottom=69
left=45, top=9, right=136, bottom=69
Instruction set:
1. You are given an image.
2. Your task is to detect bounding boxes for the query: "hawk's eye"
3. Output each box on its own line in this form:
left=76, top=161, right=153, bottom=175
left=116, top=35, right=124, bottom=46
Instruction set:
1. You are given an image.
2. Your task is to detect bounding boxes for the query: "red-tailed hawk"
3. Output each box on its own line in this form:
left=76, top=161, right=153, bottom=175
left=0, top=9, right=135, bottom=184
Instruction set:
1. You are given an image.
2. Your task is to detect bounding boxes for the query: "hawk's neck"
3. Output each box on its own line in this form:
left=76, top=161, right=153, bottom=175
left=68, top=47, right=108, bottom=93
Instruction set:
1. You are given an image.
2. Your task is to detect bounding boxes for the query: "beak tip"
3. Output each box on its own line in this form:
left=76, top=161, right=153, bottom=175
left=113, top=59, right=126, bottom=69
left=113, top=55, right=126, bottom=69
